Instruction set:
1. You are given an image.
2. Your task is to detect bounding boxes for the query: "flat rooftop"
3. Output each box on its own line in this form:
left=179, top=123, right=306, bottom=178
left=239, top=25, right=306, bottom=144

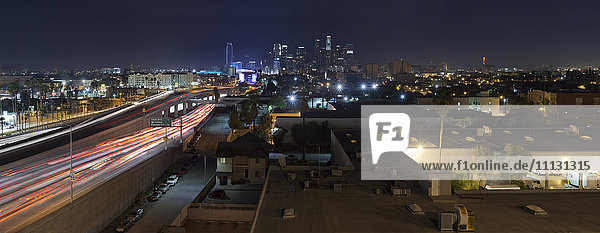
left=254, top=170, right=600, bottom=232
left=202, top=183, right=262, bottom=205
left=407, top=127, right=600, bottom=152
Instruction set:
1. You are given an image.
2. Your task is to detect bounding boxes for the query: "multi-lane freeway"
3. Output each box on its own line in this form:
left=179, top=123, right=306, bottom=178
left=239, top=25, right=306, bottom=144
left=0, top=87, right=228, bottom=166
left=0, top=103, right=215, bottom=232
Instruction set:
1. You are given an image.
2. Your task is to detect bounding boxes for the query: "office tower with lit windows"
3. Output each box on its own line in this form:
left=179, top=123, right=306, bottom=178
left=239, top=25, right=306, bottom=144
left=343, top=43, right=354, bottom=66
left=225, top=42, right=234, bottom=67
left=296, top=46, right=306, bottom=72
left=281, top=44, right=290, bottom=73
left=272, top=43, right=282, bottom=74
left=324, top=35, right=333, bottom=71
left=312, top=38, right=321, bottom=71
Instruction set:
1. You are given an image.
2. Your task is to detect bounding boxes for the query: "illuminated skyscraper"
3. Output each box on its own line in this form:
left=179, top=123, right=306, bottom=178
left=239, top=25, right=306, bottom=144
left=313, top=38, right=321, bottom=71
left=324, top=35, right=333, bottom=70
left=281, top=44, right=289, bottom=73
left=272, top=43, right=282, bottom=74
left=296, top=46, right=306, bottom=72
left=343, top=43, right=354, bottom=66
left=225, top=42, right=233, bottom=67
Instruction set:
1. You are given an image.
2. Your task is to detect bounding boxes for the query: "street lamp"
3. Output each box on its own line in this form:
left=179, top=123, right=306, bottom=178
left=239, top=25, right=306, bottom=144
left=371, top=84, right=377, bottom=89
left=336, top=84, right=342, bottom=90
left=361, top=84, right=366, bottom=90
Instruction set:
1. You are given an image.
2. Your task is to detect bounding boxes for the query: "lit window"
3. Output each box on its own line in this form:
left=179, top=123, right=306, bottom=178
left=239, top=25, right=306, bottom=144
left=220, top=158, right=226, bottom=164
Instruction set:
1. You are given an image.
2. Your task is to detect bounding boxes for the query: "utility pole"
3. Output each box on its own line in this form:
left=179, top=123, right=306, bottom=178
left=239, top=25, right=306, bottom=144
left=69, top=97, right=74, bottom=205
left=180, top=117, right=183, bottom=144
left=165, top=127, right=168, bottom=151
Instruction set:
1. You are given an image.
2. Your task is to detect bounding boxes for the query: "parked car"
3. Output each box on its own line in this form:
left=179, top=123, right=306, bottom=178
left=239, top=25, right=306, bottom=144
left=115, top=218, right=132, bottom=232
left=208, top=189, right=226, bottom=198
left=178, top=169, right=187, bottom=177
left=156, top=184, right=170, bottom=194
left=127, top=208, right=144, bottom=222
left=166, top=175, right=179, bottom=186
left=148, top=191, right=162, bottom=202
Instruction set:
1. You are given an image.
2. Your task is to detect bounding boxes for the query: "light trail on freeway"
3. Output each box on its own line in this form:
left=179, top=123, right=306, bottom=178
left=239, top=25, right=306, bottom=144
left=0, top=103, right=215, bottom=231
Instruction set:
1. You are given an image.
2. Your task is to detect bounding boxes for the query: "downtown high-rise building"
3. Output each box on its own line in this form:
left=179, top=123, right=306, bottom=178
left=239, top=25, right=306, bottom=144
left=324, top=35, right=334, bottom=71
left=272, top=43, right=282, bottom=74
left=225, top=42, right=234, bottom=67
left=343, top=43, right=354, bottom=66
left=281, top=44, right=290, bottom=73
left=265, top=35, right=353, bottom=74
left=296, top=46, right=306, bottom=72
left=312, top=38, right=321, bottom=71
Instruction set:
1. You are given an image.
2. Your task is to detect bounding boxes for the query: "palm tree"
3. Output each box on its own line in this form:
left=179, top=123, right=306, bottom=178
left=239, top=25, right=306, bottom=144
left=39, top=84, right=50, bottom=128
left=7, top=81, right=21, bottom=130
left=432, top=88, right=454, bottom=163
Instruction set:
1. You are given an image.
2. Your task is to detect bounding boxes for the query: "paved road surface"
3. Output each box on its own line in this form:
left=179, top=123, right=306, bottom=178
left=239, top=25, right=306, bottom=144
left=128, top=111, right=229, bottom=232
left=0, top=105, right=215, bottom=232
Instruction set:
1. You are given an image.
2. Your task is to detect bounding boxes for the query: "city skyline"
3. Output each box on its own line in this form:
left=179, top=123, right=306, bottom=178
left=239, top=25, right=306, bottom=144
left=1, top=0, right=600, bottom=69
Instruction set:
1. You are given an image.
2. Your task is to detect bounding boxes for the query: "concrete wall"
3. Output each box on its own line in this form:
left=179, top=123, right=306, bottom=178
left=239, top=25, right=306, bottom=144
left=248, top=158, right=267, bottom=184
left=217, top=157, right=233, bottom=173
left=274, top=117, right=360, bottom=143
left=330, top=131, right=354, bottom=167
left=19, top=147, right=179, bottom=233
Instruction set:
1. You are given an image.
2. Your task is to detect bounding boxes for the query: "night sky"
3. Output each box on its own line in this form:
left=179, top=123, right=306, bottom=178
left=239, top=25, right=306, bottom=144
left=1, top=0, right=599, bottom=69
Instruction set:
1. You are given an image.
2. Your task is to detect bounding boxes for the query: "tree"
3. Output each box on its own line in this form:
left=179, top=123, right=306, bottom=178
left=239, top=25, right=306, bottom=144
left=291, top=123, right=306, bottom=153
left=299, top=98, right=309, bottom=114
left=228, top=109, right=244, bottom=129
left=503, top=143, right=531, bottom=184
left=7, top=81, right=21, bottom=130
left=432, top=89, right=454, bottom=165
left=91, top=80, right=100, bottom=92
left=267, top=96, right=287, bottom=111
left=265, top=79, right=277, bottom=95
left=254, top=113, right=274, bottom=141
left=291, top=121, right=330, bottom=159
left=272, top=126, right=287, bottom=150
left=239, top=95, right=260, bottom=129
left=432, top=88, right=454, bottom=105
